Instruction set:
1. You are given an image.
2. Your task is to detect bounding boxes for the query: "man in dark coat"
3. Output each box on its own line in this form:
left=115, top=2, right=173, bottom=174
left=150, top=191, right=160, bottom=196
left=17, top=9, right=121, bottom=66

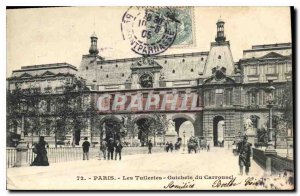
left=237, top=135, right=252, bottom=175
left=148, top=140, right=153, bottom=154
left=82, top=137, right=90, bottom=160
left=114, top=140, right=123, bottom=160
left=169, top=142, right=174, bottom=152
left=107, top=138, right=114, bottom=160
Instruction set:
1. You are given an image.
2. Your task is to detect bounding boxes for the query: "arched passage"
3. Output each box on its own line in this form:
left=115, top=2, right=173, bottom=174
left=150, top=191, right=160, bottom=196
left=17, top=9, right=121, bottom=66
left=213, top=116, right=225, bottom=147
left=134, top=117, right=156, bottom=146
left=173, top=115, right=195, bottom=139
left=98, top=116, right=123, bottom=143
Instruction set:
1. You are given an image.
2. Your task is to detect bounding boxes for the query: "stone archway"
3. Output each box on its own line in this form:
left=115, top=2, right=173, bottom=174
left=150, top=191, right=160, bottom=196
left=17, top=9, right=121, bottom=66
left=98, top=115, right=123, bottom=143
left=213, top=116, right=225, bottom=147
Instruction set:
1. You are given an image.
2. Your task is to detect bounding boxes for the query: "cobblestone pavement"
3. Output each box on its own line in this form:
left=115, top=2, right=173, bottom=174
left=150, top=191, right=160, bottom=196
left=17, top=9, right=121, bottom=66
left=7, top=147, right=294, bottom=190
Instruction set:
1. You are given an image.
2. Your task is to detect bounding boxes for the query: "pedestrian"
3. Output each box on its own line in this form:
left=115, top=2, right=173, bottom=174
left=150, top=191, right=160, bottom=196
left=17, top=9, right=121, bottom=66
left=82, top=137, right=90, bottom=160
left=148, top=140, right=153, bottom=154
left=165, top=141, right=170, bottom=152
left=207, top=142, right=210, bottom=152
left=100, top=140, right=107, bottom=160
left=107, top=138, right=114, bottom=160
left=237, top=135, right=252, bottom=175
left=30, top=136, right=49, bottom=166
left=114, top=140, right=123, bottom=160
left=169, top=142, right=174, bottom=152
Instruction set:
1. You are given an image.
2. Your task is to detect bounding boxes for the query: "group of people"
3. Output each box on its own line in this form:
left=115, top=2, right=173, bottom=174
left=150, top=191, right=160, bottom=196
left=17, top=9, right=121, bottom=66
left=30, top=134, right=253, bottom=177
left=98, top=138, right=123, bottom=160
left=165, top=141, right=174, bottom=152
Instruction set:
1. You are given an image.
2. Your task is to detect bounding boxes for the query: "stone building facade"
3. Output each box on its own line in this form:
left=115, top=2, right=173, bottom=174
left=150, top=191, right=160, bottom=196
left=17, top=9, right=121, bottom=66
left=7, top=19, right=293, bottom=147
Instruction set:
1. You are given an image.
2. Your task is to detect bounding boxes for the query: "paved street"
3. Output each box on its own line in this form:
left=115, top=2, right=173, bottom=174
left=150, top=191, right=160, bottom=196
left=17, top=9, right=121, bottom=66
left=7, top=147, right=293, bottom=190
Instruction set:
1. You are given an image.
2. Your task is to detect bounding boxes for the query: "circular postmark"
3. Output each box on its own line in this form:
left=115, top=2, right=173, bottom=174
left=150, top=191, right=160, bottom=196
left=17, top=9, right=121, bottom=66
left=121, top=7, right=178, bottom=56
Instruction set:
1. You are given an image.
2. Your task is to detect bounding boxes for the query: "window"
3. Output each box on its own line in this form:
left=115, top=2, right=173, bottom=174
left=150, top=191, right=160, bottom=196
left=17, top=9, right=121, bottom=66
left=182, top=59, right=185, bottom=63
left=267, top=65, right=276, bottom=74
left=201, top=57, right=204, bottom=61
left=191, top=69, right=194, bottom=72
left=122, top=73, right=124, bottom=77
left=249, top=92, right=258, bottom=105
left=287, top=64, right=292, bottom=72
left=218, top=55, right=221, bottom=59
left=116, top=64, right=118, bottom=68
left=47, top=100, right=51, bottom=112
left=205, top=90, right=215, bottom=106
left=225, top=88, right=233, bottom=105
left=86, top=66, right=88, bottom=70
left=249, top=66, right=258, bottom=75
left=100, top=66, right=103, bottom=69
left=165, top=60, right=167, bottom=64
left=216, top=89, right=223, bottom=94
left=172, top=70, right=175, bottom=74
left=106, top=74, right=109, bottom=78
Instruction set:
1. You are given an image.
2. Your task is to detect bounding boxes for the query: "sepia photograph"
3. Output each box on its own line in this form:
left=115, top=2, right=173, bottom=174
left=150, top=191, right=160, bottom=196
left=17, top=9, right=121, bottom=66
left=5, top=6, right=294, bottom=190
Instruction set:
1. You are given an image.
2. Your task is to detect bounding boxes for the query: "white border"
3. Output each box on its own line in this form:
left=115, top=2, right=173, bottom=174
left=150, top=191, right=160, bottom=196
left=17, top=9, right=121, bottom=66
left=1, top=1, right=299, bottom=196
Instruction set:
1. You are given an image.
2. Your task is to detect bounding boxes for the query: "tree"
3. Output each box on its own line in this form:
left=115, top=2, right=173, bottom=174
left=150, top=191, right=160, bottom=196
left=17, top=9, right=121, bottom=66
left=277, top=81, right=293, bottom=135
left=51, top=78, right=90, bottom=147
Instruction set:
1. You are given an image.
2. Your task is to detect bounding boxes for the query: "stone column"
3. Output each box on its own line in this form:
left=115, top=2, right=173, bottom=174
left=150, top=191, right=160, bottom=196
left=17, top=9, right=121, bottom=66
left=15, top=143, right=29, bottom=167
left=264, top=149, right=277, bottom=176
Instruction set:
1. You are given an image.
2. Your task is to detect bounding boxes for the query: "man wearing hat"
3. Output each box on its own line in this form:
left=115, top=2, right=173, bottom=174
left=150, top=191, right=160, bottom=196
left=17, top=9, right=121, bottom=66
left=107, top=138, right=115, bottom=160
left=237, top=135, right=252, bottom=175
left=82, top=137, right=91, bottom=160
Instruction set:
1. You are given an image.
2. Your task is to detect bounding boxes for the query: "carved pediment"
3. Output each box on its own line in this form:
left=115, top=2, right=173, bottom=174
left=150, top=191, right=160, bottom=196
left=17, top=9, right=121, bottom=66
left=19, top=72, right=32, bottom=78
left=261, top=52, right=284, bottom=59
left=41, top=71, right=55, bottom=77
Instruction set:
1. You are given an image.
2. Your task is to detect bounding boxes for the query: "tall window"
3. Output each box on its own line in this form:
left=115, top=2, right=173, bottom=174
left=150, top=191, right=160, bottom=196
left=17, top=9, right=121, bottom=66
left=249, top=66, right=258, bottom=75
left=267, top=64, right=276, bottom=74
left=249, top=92, right=257, bottom=105
left=215, top=89, right=223, bottom=106
left=205, top=89, right=215, bottom=106
left=287, top=63, right=292, bottom=72
left=225, top=88, right=233, bottom=105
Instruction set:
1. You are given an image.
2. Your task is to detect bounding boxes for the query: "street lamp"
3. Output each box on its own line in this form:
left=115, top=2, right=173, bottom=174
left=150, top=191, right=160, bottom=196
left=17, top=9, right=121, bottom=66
left=15, top=98, right=29, bottom=167
left=265, top=80, right=276, bottom=151
left=264, top=80, right=277, bottom=175
left=19, top=99, right=28, bottom=144
left=183, top=130, right=186, bottom=152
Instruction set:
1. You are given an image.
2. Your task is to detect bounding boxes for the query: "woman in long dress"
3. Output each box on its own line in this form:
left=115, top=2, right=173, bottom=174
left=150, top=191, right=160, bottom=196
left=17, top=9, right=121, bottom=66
left=31, top=136, right=49, bottom=166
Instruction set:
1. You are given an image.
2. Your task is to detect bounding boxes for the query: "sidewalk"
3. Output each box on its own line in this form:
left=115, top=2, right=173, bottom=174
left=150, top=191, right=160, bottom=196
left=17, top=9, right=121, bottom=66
left=7, top=148, right=293, bottom=190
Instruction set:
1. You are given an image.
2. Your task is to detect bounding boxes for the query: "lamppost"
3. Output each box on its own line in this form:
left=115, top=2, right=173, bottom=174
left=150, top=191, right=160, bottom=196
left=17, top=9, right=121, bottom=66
left=15, top=98, right=29, bottom=167
left=183, top=130, right=186, bottom=152
left=265, top=80, right=276, bottom=151
left=264, top=79, right=277, bottom=175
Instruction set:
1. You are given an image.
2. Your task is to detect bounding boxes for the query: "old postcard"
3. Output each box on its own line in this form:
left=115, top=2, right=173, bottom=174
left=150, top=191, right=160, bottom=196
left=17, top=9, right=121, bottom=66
left=6, top=6, right=294, bottom=190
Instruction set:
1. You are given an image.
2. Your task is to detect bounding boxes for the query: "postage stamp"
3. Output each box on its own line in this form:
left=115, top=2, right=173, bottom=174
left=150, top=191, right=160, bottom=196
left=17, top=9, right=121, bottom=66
left=121, top=6, right=178, bottom=56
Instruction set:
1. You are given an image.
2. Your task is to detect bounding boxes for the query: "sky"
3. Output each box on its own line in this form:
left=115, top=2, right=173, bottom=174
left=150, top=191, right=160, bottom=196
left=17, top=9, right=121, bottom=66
left=6, top=6, right=292, bottom=76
